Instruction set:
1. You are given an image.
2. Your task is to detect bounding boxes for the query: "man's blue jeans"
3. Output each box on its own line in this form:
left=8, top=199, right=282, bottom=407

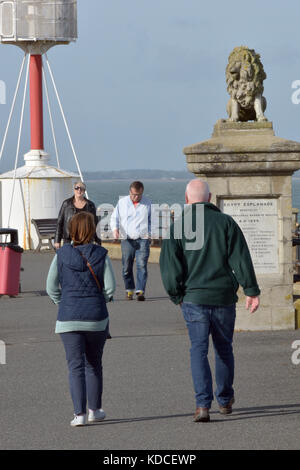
left=60, top=330, right=107, bottom=415
left=121, top=238, right=150, bottom=293
left=181, top=302, right=236, bottom=409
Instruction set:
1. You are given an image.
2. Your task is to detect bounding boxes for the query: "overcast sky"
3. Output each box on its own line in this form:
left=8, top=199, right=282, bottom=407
left=1, top=0, right=300, bottom=173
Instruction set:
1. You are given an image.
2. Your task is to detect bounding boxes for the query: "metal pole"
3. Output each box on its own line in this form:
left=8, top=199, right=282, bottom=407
left=45, top=53, right=87, bottom=195
left=29, top=55, right=44, bottom=150
left=0, top=53, right=27, bottom=162
left=7, top=54, right=30, bottom=229
left=42, top=62, right=60, bottom=168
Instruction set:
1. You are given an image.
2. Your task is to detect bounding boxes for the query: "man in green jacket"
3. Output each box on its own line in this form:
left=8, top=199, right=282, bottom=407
left=159, top=179, right=260, bottom=423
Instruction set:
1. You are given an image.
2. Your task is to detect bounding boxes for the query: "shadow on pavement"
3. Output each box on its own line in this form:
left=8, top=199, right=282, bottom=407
left=88, top=403, right=300, bottom=426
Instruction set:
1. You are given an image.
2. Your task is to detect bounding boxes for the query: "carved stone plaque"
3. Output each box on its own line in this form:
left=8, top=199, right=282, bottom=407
left=220, top=198, right=279, bottom=274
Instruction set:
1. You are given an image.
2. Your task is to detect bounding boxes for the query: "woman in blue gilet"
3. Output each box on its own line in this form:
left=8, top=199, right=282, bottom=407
left=46, top=211, right=116, bottom=426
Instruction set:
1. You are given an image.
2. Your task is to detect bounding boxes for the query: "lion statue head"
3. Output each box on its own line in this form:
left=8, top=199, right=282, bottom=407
left=226, top=46, right=267, bottom=122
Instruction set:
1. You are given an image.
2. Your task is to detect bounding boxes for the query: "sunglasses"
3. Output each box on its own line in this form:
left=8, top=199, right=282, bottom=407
left=74, top=186, right=85, bottom=191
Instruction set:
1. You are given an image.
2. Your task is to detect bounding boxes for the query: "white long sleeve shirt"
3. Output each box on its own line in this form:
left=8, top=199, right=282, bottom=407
left=110, top=195, right=152, bottom=239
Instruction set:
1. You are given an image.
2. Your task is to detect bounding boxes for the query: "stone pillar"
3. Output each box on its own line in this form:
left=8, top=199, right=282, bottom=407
left=183, top=120, right=300, bottom=330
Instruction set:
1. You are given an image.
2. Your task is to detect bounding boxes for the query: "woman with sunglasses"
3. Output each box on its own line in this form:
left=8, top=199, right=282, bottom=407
left=54, top=181, right=101, bottom=249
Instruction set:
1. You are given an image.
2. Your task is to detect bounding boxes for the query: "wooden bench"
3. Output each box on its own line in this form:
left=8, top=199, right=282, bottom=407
left=31, top=218, right=57, bottom=252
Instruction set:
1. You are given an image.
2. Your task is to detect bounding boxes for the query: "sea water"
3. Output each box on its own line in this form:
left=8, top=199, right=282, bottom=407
left=85, top=178, right=300, bottom=215
left=85, top=179, right=190, bottom=208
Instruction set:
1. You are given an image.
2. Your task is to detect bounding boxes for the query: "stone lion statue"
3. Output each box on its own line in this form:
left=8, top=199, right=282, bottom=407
left=226, top=46, right=267, bottom=122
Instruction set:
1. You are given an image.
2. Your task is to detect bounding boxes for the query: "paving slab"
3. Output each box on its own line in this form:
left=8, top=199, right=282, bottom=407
left=0, top=251, right=299, bottom=450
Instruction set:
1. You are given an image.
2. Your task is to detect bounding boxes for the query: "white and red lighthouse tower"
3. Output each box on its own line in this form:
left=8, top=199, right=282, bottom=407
left=0, top=1, right=82, bottom=249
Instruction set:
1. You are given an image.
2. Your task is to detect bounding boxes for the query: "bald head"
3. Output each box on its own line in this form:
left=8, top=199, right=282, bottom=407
left=185, top=179, right=211, bottom=204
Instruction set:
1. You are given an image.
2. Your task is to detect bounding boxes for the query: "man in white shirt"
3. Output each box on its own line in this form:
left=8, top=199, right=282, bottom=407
left=110, top=181, right=152, bottom=301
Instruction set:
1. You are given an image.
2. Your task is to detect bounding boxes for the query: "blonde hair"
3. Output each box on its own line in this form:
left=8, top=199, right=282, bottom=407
left=73, top=181, right=86, bottom=190
left=68, top=212, right=95, bottom=246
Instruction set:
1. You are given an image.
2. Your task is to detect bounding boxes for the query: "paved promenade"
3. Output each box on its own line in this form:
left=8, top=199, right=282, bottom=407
left=0, top=251, right=299, bottom=450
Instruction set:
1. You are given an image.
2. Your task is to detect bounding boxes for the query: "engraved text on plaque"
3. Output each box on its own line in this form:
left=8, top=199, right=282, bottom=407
left=221, top=198, right=279, bottom=274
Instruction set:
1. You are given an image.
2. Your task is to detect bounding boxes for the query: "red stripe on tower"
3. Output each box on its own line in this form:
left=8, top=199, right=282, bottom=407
left=29, top=55, right=44, bottom=150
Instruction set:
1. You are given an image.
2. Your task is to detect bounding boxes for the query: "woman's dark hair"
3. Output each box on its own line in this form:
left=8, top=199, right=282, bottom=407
left=68, top=212, right=95, bottom=246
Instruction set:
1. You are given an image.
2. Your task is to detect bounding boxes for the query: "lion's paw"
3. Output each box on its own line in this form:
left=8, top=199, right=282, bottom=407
left=257, top=116, right=268, bottom=122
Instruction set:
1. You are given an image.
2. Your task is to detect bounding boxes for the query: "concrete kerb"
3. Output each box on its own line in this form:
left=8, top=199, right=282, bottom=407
left=102, top=242, right=161, bottom=263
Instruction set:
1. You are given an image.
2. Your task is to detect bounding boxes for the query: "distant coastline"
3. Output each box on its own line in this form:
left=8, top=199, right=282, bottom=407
left=85, top=178, right=191, bottom=183
left=83, top=169, right=192, bottom=181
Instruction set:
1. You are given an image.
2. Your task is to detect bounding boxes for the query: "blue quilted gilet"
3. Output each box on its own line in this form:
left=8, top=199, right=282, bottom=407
left=56, top=243, right=108, bottom=322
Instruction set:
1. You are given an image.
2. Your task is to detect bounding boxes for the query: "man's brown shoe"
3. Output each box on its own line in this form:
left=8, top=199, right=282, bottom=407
left=219, top=397, right=235, bottom=415
left=194, top=407, right=210, bottom=422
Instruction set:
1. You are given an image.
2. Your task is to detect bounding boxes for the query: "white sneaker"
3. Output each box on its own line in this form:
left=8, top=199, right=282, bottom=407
left=88, top=408, right=106, bottom=422
left=70, top=414, right=87, bottom=427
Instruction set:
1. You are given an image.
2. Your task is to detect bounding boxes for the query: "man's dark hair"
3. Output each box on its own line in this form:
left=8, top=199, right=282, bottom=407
left=130, top=181, right=144, bottom=192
